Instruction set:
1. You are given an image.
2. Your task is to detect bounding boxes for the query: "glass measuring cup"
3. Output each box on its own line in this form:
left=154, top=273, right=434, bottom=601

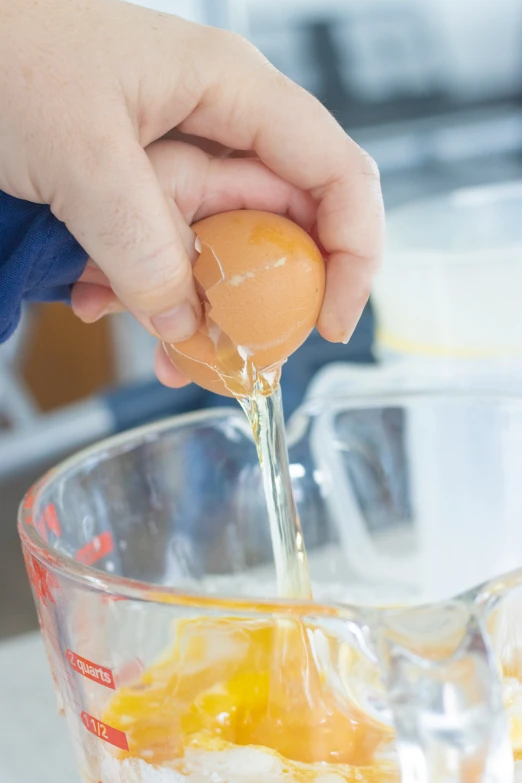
left=18, top=391, right=522, bottom=782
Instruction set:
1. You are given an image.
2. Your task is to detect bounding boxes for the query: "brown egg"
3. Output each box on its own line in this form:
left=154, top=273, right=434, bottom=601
left=164, top=210, right=325, bottom=398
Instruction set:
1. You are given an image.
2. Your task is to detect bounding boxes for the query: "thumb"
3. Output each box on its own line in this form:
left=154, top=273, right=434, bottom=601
left=53, top=135, right=201, bottom=342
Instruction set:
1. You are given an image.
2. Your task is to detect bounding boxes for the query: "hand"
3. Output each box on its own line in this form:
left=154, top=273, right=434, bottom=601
left=73, top=137, right=319, bottom=387
left=0, top=0, right=384, bottom=382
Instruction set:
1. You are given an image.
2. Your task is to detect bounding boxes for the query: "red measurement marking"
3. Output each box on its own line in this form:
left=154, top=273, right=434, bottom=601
left=66, top=650, right=115, bottom=690
left=23, top=488, right=35, bottom=514
left=101, top=595, right=127, bottom=605
left=44, top=503, right=61, bottom=538
left=35, top=515, right=48, bottom=542
left=81, top=712, right=128, bottom=751
left=76, top=532, right=114, bottom=566
left=24, top=552, right=58, bottom=606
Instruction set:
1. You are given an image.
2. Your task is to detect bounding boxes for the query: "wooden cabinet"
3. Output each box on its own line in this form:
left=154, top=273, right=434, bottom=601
left=21, top=304, right=115, bottom=411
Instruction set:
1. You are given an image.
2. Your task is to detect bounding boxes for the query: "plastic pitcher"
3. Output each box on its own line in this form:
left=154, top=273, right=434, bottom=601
left=18, top=392, right=522, bottom=783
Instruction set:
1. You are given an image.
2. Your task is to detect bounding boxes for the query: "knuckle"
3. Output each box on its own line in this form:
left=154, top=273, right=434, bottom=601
left=265, top=63, right=301, bottom=95
left=219, top=29, right=262, bottom=58
left=95, top=193, right=152, bottom=256
left=212, top=28, right=272, bottom=76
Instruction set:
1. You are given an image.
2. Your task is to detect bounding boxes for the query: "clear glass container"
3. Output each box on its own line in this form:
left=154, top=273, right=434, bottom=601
left=18, top=392, right=522, bottom=782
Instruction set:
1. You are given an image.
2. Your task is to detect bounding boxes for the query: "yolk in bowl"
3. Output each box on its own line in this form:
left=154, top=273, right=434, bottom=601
left=103, top=617, right=390, bottom=772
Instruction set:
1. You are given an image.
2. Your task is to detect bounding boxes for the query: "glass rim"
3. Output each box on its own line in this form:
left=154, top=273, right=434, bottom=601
left=18, top=389, right=522, bottom=615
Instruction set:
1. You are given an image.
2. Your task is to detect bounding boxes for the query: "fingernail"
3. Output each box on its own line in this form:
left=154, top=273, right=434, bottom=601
left=151, top=302, right=199, bottom=343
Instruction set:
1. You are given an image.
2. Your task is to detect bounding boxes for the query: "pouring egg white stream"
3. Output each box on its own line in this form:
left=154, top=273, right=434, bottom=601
left=88, top=212, right=400, bottom=783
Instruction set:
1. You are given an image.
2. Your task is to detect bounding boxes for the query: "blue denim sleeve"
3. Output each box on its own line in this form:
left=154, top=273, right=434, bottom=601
left=0, top=190, right=88, bottom=342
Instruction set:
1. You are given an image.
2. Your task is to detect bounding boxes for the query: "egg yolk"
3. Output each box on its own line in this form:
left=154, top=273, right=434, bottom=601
left=103, top=617, right=391, bottom=774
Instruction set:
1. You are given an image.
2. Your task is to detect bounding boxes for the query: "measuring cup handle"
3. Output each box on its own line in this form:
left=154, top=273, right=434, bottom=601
left=382, top=604, right=513, bottom=783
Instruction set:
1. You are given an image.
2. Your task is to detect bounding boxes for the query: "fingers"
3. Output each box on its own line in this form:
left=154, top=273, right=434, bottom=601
left=147, top=139, right=316, bottom=232
left=180, top=31, right=384, bottom=341
left=195, top=157, right=316, bottom=230
left=313, top=152, right=383, bottom=342
left=72, top=281, right=192, bottom=389
left=53, top=134, right=201, bottom=343
left=160, top=128, right=258, bottom=161
left=78, top=261, right=111, bottom=287
left=71, top=282, right=125, bottom=323
left=74, top=139, right=315, bottom=328
left=160, top=128, right=235, bottom=159
left=154, top=343, right=192, bottom=389
left=73, top=283, right=193, bottom=390
left=72, top=279, right=164, bottom=338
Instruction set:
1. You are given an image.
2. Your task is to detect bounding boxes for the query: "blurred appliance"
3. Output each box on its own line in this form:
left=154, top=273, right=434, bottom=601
left=246, top=0, right=522, bottom=206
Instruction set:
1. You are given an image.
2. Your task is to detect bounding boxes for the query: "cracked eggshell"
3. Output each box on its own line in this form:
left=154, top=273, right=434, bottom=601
left=165, top=210, right=325, bottom=398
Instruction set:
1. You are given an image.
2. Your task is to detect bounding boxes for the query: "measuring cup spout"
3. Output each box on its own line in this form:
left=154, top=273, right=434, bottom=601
left=381, top=602, right=513, bottom=783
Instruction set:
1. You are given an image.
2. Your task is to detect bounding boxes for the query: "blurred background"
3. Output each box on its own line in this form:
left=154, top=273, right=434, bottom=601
left=2, top=0, right=522, bottom=638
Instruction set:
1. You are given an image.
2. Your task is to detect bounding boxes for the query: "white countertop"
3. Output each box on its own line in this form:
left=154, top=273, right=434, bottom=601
left=0, top=632, right=78, bottom=783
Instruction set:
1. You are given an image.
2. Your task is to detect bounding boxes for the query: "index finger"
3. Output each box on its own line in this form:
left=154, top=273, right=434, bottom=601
left=180, top=31, right=384, bottom=343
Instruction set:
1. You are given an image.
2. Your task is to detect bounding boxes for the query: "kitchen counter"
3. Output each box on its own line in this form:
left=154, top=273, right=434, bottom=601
left=0, top=632, right=78, bottom=783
